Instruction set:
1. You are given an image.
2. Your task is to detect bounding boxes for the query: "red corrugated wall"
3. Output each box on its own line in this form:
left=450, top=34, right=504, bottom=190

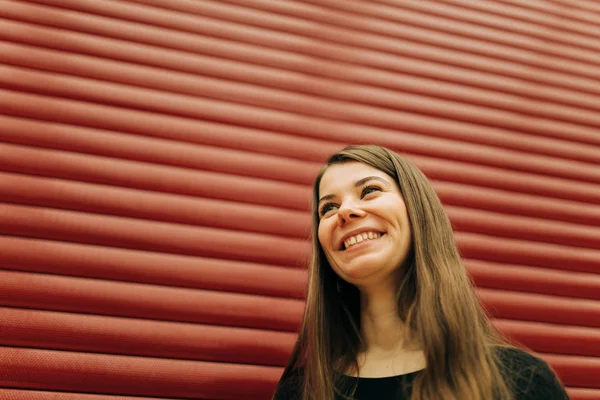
left=0, top=0, right=599, bottom=399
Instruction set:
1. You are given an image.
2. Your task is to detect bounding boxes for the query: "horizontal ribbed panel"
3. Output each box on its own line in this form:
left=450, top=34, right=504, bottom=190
left=2, top=51, right=600, bottom=156
left=0, top=390, right=180, bottom=400
left=3, top=137, right=600, bottom=211
left=1, top=16, right=600, bottom=162
left=0, top=346, right=280, bottom=399
left=379, top=0, right=600, bottom=39
left=0, top=171, right=310, bottom=239
left=432, top=181, right=600, bottom=227
left=0, top=270, right=304, bottom=331
left=2, top=235, right=600, bottom=302
left=1, top=7, right=598, bottom=116
left=568, top=388, right=600, bottom=400
left=2, top=36, right=600, bottom=135
left=3, top=267, right=600, bottom=333
left=466, top=260, right=600, bottom=301
left=1, top=345, right=598, bottom=393
left=2, top=110, right=600, bottom=186
left=0, top=141, right=312, bottom=210
left=542, top=353, right=600, bottom=388
left=0, top=307, right=295, bottom=365
left=0, top=236, right=307, bottom=299
left=456, top=232, right=600, bottom=273
left=1, top=171, right=599, bottom=251
left=130, top=0, right=600, bottom=59
left=218, top=0, right=600, bottom=47
left=479, top=288, right=600, bottom=328
left=0, top=203, right=309, bottom=266
left=2, top=201, right=599, bottom=273
left=1, top=61, right=600, bottom=166
left=2, top=118, right=600, bottom=224
left=1, top=0, right=599, bottom=398
left=494, top=319, right=600, bottom=358
left=6, top=305, right=600, bottom=368
left=8, top=0, right=600, bottom=96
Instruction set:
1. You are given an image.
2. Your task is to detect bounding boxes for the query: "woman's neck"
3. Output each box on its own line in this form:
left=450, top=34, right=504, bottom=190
left=359, top=286, right=409, bottom=354
left=353, top=284, right=426, bottom=377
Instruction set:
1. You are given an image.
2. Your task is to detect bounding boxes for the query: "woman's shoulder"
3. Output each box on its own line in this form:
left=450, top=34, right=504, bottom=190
left=495, top=346, right=569, bottom=400
left=496, top=346, right=546, bottom=369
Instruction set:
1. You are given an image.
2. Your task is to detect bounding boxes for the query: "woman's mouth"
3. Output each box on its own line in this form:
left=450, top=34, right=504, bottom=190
left=342, top=232, right=385, bottom=250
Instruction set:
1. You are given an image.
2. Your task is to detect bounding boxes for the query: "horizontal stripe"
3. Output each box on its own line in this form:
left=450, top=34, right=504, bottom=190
left=0, top=236, right=307, bottom=298
left=494, top=318, right=600, bottom=357
left=0, top=270, right=304, bottom=331
left=0, top=307, right=295, bottom=365
left=0, top=346, right=280, bottom=399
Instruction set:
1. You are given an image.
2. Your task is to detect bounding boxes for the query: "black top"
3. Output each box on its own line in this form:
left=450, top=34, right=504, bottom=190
left=273, top=347, right=569, bottom=399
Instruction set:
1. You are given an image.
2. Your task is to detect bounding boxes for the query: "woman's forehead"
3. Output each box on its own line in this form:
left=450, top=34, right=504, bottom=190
left=318, top=162, right=392, bottom=194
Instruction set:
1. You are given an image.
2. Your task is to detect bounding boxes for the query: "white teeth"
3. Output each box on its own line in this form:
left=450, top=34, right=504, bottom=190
left=344, top=232, right=382, bottom=249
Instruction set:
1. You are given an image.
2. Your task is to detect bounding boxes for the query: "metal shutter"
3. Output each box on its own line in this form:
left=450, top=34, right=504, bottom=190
left=0, top=1, right=599, bottom=399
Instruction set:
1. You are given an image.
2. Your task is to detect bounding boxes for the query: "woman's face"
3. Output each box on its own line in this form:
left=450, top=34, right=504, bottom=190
left=317, top=162, right=412, bottom=288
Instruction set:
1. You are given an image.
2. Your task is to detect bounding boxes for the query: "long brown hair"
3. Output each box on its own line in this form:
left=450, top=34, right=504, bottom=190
left=274, top=145, right=513, bottom=400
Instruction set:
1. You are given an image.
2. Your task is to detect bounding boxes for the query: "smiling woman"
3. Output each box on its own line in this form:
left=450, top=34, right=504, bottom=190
left=272, top=145, right=569, bottom=400
left=317, top=162, right=412, bottom=289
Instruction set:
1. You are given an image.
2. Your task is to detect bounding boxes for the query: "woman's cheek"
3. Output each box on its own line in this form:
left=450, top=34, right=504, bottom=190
left=317, top=221, right=332, bottom=249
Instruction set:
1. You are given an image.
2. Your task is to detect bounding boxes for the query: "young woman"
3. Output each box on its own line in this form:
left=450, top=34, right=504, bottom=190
left=273, top=145, right=569, bottom=400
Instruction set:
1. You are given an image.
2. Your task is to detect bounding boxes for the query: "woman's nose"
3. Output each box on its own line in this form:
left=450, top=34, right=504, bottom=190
left=337, top=202, right=365, bottom=226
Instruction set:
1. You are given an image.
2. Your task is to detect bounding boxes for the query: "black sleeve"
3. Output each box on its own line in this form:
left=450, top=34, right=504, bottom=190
left=506, top=352, right=569, bottom=400
left=523, top=360, right=570, bottom=400
left=272, top=383, right=298, bottom=400
left=496, top=347, right=569, bottom=400
left=272, top=370, right=302, bottom=400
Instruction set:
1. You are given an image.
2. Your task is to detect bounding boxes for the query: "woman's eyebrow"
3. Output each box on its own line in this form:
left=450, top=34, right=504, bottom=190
left=354, top=176, right=392, bottom=188
left=318, top=193, right=335, bottom=204
left=318, top=176, right=391, bottom=204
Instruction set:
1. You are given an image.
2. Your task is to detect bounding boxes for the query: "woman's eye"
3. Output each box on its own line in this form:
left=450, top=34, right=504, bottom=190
left=319, top=203, right=338, bottom=217
left=361, top=185, right=381, bottom=198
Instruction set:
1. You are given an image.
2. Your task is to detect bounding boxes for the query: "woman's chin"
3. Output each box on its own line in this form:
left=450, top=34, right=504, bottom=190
left=338, top=261, right=388, bottom=283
